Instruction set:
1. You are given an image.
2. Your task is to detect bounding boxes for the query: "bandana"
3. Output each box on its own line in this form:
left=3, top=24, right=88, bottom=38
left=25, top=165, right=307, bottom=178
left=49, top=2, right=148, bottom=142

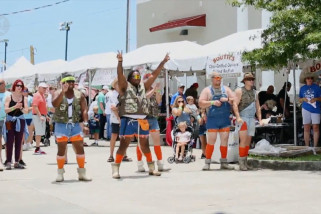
left=61, top=76, right=75, bottom=83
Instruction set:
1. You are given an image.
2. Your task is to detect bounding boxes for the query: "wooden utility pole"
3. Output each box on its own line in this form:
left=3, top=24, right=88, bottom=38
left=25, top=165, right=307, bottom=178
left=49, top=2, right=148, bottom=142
left=30, top=45, right=35, bottom=64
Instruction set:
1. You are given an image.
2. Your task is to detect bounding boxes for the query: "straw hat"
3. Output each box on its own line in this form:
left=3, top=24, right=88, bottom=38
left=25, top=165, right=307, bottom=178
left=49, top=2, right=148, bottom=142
left=299, top=68, right=318, bottom=84
left=241, top=72, right=255, bottom=83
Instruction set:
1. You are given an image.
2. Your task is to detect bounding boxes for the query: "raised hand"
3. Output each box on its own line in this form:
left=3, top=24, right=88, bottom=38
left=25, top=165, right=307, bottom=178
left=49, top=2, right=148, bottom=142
left=163, top=53, right=170, bottom=63
left=62, top=82, right=69, bottom=93
left=117, top=50, right=123, bottom=62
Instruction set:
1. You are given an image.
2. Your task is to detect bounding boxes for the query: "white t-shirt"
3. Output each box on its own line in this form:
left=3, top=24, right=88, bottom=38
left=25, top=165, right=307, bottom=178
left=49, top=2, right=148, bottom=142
left=104, top=91, right=112, bottom=115
left=176, top=131, right=192, bottom=143
left=46, top=93, right=54, bottom=109
left=88, top=100, right=97, bottom=118
left=110, top=90, right=120, bottom=124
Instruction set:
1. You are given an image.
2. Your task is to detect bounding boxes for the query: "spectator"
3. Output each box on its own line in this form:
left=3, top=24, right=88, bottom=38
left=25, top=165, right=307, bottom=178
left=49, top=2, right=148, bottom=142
left=32, top=82, right=48, bottom=155
left=4, top=79, right=28, bottom=169
left=0, top=78, right=10, bottom=171
left=172, top=95, right=191, bottom=126
left=22, top=87, right=34, bottom=151
left=299, top=71, right=321, bottom=147
left=89, top=106, right=100, bottom=146
left=170, top=84, right=186, bottom=107
left=186, top=96, right=199, bottom=119
left=184, top=83, right=199, bottom=100
left=276, top=82, right=292, bottom=118
left=259, top=85, right=277, bottom=119
left=97, top=86, right=108, bottom=139
left=105, top=86, right=112, bottom=140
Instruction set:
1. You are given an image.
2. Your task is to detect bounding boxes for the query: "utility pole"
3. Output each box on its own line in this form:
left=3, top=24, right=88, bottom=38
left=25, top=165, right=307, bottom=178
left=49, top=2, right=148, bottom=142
left=30, top=45, right=35, bottom=65
left=60, top=21, right=72, bottom=61
left=0, top=39, right=9, bottom=71
left=126, top=0, right=130, bottom=53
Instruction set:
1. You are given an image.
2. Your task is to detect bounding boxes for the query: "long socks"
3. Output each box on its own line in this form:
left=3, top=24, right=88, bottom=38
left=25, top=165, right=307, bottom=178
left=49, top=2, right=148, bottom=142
left=154, top=145, right=162, bottom=160
left=220, top=146, right=228, bottom=159
left=57, top=156, right=65, bottom=169
left=239, top=147, right=247, bottom=157
left=136, top=145, right=143, bottom=161
left=205, top=144, right=214, bottom=159
left=76, top=154, right=85, bottom=168
left=115, top=154, right=124, bottom=164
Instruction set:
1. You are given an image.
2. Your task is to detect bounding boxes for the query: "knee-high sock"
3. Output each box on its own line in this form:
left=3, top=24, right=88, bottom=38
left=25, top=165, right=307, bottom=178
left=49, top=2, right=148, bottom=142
left=239, top=147, right=247, bottom=157
left=57, top=155, right=65, bottom=169
left=220, top=146, right=228, bottom=159
left=144, top=152, right=153, bottom=162
left=115, top=154, right=124, bottom=164
left=154, top=145, right=162, bottom=161
left=136, top=145, right=143, bottom=161
left=245, top=146, right=250, bottom=156
left=76, top=154, right=85, bottom=168
left=205, top=144, right=214, bottom=159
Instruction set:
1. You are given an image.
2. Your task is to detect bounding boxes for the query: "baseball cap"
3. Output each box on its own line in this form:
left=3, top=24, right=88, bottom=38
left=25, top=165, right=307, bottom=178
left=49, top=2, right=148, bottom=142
left=38, top=82, right=48, bottom=88
left=178, top=83, right=185, bottom=88
left=103, top=85, right=109, bottom=90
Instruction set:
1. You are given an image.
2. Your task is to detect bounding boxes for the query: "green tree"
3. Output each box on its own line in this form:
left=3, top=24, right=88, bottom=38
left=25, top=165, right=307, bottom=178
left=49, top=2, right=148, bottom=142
left=229, top=0, right=321, bottom=69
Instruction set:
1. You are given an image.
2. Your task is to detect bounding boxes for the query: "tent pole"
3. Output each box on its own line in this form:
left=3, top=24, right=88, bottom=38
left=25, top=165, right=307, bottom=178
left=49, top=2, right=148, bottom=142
left=88, top=69, right=92, bottom=105
left=292, top=62, right=297, bottom=146
left=165, top=69, right=169, bottom=118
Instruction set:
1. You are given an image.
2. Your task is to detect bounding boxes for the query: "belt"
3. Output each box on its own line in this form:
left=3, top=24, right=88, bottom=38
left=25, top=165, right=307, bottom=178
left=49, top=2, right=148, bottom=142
left=33, top=114, right=46, bottom=116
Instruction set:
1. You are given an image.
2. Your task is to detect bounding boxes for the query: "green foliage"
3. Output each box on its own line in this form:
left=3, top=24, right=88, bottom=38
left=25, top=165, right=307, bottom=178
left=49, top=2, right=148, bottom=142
left=228, top=0, right=321, bottom=68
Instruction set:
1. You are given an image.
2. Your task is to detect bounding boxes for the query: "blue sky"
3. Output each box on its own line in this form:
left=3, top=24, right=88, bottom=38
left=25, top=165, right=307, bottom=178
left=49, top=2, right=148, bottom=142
left=0, top=0, right=137, bottom=68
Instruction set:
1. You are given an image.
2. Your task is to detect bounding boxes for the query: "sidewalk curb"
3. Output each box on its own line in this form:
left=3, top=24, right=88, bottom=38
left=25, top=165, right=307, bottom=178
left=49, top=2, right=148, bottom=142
left=248, top=159, right=321, bottom=171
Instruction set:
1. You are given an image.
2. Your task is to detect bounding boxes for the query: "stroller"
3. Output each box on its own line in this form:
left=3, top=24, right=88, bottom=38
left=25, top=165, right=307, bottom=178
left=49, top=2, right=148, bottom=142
left=167, top=124, right=196, bottom=164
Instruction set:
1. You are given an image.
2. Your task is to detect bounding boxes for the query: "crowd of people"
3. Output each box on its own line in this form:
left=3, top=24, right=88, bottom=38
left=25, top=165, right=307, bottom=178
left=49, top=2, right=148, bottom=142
left=0, top=54, right=320, bottom=182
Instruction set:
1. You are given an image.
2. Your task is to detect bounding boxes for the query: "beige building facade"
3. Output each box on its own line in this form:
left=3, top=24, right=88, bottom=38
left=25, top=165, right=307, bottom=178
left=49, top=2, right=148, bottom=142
left=137, top=0, right=262, bottom=47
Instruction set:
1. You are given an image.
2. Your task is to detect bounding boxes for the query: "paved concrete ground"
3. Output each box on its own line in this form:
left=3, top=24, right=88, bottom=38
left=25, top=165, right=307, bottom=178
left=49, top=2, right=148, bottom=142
left=1, top=137, right=321, bottom=214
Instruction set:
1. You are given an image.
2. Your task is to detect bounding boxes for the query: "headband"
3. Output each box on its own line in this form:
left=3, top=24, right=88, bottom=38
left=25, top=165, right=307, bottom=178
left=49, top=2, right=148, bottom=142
left=61, top=76, right=75, bottom=83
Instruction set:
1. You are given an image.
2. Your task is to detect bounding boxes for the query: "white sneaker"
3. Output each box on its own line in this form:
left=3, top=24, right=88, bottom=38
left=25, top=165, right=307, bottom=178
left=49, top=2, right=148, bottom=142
left=0, top=162, right=4, bottom=171
left=27, top=143, right=33, bottom=149
left=23, top=144, right=29, bottom=151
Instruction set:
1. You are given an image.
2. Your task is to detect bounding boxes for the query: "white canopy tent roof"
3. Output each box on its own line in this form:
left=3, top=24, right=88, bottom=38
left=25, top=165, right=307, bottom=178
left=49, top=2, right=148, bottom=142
left=202, top=28, right=263, bottom=55
left=123, top=41, right=206, bottom=72
left=35, top=59, right=68, bottom=82
left=61, top=52, right=117, bottom=73
left=1, top=56, right=35, bottom=81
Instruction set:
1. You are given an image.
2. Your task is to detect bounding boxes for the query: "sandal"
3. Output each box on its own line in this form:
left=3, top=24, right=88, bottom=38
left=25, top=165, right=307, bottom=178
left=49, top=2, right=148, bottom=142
left=107, top=156, right=114, bottom=162
left=122, top=156, right=132, bottom=162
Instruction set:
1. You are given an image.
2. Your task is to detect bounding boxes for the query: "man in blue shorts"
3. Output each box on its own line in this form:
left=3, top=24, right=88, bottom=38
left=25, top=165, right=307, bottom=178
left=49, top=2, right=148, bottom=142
left=111, top=51, right=169, bottom=179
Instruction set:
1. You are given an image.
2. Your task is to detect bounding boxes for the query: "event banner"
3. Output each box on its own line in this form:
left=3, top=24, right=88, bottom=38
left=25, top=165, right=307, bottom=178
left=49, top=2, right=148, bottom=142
left=206, top=53, right=243, bottom=78
left=92, top=69, right=117, bottom=86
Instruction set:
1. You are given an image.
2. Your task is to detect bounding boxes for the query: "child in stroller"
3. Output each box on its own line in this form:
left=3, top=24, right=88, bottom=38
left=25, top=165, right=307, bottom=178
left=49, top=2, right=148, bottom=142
left=168, top=122, right=196, bottom=163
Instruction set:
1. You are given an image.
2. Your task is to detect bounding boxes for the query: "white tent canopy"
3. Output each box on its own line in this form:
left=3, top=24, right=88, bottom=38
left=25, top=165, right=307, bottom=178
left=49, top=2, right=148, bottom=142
left=202, top=28, right=263, bottom=55
left=1, top=56, right=35, bottom=81
left=61, top=52, right=117, bottom=73
left=35, top=59, right=68, bottom=82
left=123, top=41, right=206, bottom=72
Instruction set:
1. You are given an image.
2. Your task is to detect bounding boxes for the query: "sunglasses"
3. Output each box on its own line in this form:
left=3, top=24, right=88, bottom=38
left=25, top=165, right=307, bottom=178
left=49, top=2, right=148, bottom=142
left=132, top=75, right=141, bottom=80
left=306, top=77, right=314, bottom=80
left=213, top=76, right=222, bottom=80
left=16, top=85, right=23, bottom=88
left=245, top=78, right=255, bottom=81
left=178, top=101, right=184, bottom=103
left=0, top=82, right=4, bottom=85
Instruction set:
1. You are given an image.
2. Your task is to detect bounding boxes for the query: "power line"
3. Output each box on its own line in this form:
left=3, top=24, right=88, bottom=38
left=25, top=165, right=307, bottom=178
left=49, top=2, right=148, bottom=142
left=0, top=0, right=70, bottom=16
